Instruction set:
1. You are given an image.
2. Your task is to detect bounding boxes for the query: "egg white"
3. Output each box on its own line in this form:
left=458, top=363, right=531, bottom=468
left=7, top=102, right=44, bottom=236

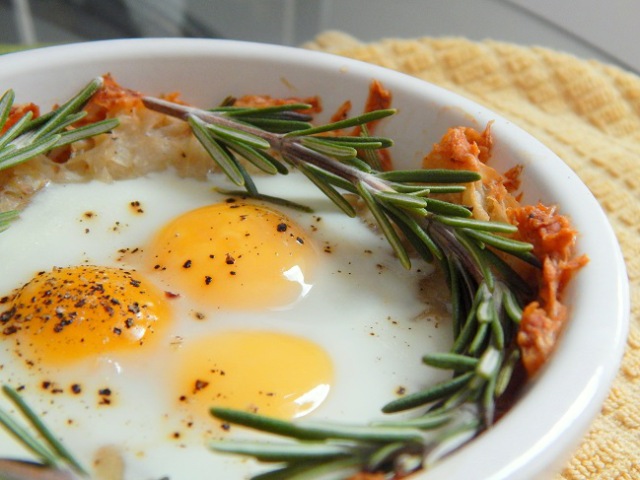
left=0, top=169, right=453, bottom=479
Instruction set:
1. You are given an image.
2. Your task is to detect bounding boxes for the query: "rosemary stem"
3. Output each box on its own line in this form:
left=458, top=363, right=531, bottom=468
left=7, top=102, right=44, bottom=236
left=143, top=95, right=394, bottom=195
left=142, top=96, right=271, bottom=141
left=427, top=220, right=484, bottom=284
left=2, top=386, right=86, bottom=475
left=282, top=142, right=397, bottom=206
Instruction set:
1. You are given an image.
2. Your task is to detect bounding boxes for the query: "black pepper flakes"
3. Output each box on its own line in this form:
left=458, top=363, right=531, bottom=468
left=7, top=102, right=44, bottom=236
left=1, top=307, right=16, bottom=323
left=53, top=319, right=73, bottom=333
left=2, top=325, right=18, bottom=335
left=194, top=379, right=209, bottom=393
left=183, top=259, right=192, bottom=269
left=130, top=200, right=144, bottom=214
left=277, top=223, right=287, bottom=232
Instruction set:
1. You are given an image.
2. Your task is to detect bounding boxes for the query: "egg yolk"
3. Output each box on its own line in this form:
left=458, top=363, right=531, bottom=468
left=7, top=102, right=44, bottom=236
left=175, top=331, right=333, bottom=420
left=146, top=202, right=315, bottom=310
left=0, top=266, right=171, bottom=365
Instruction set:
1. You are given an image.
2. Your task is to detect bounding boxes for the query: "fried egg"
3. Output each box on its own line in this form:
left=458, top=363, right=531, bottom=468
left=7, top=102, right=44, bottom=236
left=0, top=169, right=451, bottom=479
left=145, top=202, right=315, bottom=310
left=2, top=266, right=171, bottom=365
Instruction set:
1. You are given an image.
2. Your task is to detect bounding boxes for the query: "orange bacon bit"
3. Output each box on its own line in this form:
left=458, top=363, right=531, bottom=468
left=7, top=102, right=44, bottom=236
left=80, top=74, right=186, bottom=126
left=330, top=100, right=352, bottom=123
left=509, top=203, right=588, bottom=376
left=353, top=80, right=394, bottom=171
left=422, top=124, right=521, bottom=224
left=425, top=124, right=586, bottom=376
left=1, top=103, right=40, bottom=135
left=354, top=79, right=392, bottom=134
left=78, top=74, right=144, bottom=125
left=422, top=124, right=493, bottom=172
left=233, top=94, right=322, bottom=114
left=328, top=81, right=392, bottom=131
left=503, top=164, right=523, bottom=195
left=512, top=204, right=581, bottom=261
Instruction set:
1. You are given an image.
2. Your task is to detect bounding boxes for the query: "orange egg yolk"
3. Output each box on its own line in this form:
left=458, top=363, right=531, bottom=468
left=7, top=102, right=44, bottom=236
left=0, top=266, right=171, bottom=365
left=175, top=331, right=333, bottom=420
left=146, top=202, right=316, bottom=310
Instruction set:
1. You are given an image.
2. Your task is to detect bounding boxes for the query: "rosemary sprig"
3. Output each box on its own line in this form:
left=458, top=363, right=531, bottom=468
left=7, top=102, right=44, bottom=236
left=141, top=96, right=538, bottom=477
left=0, top=77, right=119, bottom=233
left=0, top=86, right=538, bottom=479
left=0, top=386, right=86, bottom=479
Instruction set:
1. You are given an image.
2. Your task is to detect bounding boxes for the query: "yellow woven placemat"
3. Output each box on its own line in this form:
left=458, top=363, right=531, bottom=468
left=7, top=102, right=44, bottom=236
left=305, top=32, right=640, bottom=479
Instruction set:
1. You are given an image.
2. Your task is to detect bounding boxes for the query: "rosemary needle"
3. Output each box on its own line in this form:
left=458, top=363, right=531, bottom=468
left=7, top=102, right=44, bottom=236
left=0, top=386, right=87, bottom=477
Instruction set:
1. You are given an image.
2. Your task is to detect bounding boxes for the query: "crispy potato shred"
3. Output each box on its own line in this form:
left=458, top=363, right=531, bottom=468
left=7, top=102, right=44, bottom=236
left=1, top=76, right=585, bottom=379
left=422, top=124, right=588, bottom=376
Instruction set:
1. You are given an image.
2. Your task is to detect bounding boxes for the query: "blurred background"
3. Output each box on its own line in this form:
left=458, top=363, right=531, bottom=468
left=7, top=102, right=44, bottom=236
left=1, top=0, right=638, bottom=74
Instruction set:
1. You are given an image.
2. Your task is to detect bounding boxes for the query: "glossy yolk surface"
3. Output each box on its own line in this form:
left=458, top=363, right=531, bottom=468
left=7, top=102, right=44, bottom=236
left=176, top=331, right=333, bottom=420
left=146, top=202, right=315, bottom=310
left=0, top=266, right=171, bottom=365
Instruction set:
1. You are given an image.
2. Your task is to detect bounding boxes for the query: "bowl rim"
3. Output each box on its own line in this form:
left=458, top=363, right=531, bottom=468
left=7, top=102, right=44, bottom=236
left=0, top=38, right=631, bottom=480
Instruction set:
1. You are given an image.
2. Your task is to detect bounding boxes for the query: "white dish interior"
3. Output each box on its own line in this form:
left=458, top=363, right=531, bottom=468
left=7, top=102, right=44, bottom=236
left=0, top=38, right=629, bottom=480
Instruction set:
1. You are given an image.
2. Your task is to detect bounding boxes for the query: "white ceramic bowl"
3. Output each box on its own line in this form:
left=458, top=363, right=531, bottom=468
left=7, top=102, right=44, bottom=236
left=0, top=38, right=629, bottom=480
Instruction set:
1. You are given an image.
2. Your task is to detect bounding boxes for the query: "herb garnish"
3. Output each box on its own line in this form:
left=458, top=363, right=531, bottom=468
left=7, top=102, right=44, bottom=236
left=141, top=95, right=537, bottom=478
left=0, top=81, right=540, bottom=479
left=0, top=385, right=86, bottom=479
left=0, top=77, right=119, bottom=232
